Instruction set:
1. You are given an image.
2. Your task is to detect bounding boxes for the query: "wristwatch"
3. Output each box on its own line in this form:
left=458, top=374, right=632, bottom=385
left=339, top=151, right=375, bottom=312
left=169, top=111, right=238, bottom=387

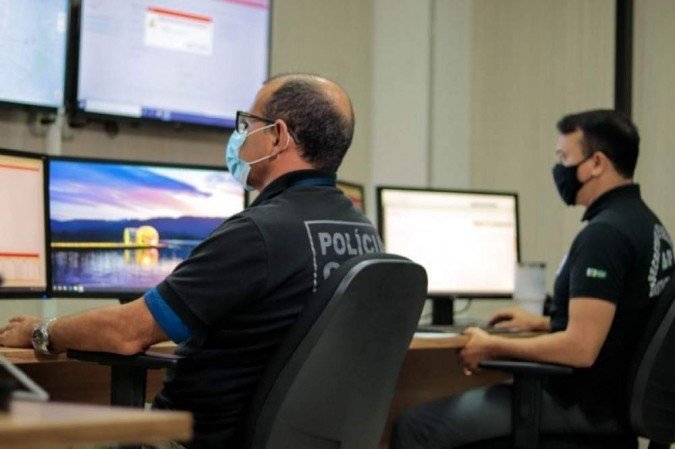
left=31, top=318, right=57, bottom=355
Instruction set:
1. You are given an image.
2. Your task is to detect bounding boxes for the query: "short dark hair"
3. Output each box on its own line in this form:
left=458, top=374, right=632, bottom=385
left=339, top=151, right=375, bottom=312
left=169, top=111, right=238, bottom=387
left=262, top=74, right=354, bottom=172
left=556, top=109, right=640, bottom=178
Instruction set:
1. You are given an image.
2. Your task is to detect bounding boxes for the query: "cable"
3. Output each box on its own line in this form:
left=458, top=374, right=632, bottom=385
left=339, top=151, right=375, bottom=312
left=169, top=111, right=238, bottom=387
left=453, top=299, right=472, bottom=315
left=0, top=355, right=49, bottom=402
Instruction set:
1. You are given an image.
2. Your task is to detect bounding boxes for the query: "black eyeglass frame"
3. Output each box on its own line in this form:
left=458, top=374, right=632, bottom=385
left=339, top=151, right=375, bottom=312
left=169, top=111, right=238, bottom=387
left=235, top=110, right=300, bottom=143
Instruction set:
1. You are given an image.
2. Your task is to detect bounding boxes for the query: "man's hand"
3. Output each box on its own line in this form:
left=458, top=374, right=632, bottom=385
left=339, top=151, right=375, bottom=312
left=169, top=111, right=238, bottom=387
left=458, top=327, right=494, bottom=375
left=0, top=315, right=42, bottom=348
left=488, top=307, right=550, bottom=331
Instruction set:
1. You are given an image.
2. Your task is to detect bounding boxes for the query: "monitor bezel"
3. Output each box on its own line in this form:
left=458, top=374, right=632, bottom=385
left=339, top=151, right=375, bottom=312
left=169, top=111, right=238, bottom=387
left=0, top=0, right=71, bottom=112
left=336, top=179, right=366, bottom=213
left=376, top=185, right=521, bottom=299
left=69, top=0, right=273, bottom=131
left=47, top=154, right=244, bottom=299
left=0, top=148, right=51, bottom=299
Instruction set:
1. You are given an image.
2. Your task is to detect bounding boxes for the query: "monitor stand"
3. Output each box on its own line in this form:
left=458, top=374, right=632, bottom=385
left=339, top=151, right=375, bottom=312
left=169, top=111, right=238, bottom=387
left=429, top=296, right=456, bottom=325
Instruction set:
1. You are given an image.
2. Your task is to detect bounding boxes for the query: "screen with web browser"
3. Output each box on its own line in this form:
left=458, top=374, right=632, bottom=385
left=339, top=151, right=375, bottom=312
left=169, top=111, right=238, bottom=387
left=0, top=150, right=48, bottom=296
left=378, top=187, right=520, bottom=297
left=77, top=0, right=269, bottom=128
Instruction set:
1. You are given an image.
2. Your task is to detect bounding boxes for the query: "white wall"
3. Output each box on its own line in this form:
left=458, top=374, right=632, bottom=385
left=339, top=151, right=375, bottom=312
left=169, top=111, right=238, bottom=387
left=633, top=0, right=675, bottom=237
left=429, top=0, right=472, bottom=190
left=370, top=0, right=432, bottom=196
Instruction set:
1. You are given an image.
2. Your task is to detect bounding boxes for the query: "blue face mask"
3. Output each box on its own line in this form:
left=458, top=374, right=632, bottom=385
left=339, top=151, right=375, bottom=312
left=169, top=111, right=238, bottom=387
left=225, top=125, right=275, bottom=191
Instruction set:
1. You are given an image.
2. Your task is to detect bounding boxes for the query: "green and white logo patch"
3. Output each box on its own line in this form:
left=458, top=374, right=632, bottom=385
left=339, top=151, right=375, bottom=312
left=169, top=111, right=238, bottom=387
left=586, top=267, right=607, bottom=279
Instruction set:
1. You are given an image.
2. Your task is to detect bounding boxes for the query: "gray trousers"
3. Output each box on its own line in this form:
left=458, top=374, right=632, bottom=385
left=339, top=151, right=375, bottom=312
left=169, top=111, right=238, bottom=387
left=390, top=384, right=627, bottom=449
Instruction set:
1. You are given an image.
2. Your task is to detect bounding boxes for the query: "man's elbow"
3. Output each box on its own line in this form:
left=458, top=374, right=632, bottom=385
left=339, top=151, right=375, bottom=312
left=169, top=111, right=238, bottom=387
left=570, top=355, right=595, bottom=369
left=109, top=338, right=147, bottom=356
left=568, top=339, right=601, bottom=368
left=108, top=326, right=153, bottom=355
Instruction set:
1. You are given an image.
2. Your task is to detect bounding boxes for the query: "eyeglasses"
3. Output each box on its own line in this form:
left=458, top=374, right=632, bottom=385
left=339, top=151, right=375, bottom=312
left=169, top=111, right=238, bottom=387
left=236, top=110, right=275, bottom=134
left=235, top=110, right=301, bottom=143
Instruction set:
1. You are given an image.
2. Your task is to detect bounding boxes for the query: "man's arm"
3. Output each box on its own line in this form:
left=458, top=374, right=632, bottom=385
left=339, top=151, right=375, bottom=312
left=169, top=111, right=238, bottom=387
left=488, top=307, right=551, bottom=331
left=460, top=298, right=615, bottom=370
left=0, top=298, right=168, bottom=355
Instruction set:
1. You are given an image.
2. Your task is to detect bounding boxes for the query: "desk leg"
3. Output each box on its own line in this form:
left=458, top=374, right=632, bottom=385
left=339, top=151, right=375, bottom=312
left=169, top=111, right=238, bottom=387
left=110, top=365, right=148, bottom=408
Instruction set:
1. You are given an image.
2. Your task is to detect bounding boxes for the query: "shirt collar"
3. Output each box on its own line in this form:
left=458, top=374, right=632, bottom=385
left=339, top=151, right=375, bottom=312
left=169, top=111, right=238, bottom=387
left=582, top=183, right=641, bottom=221
left=250, top=169, right=337, bottom=207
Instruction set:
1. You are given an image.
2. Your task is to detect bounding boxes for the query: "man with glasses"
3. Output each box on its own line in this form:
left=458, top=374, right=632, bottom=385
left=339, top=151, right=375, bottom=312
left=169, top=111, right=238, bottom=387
left=391, top=109, right=674, bottom=448
left=0, top=73, right=382, bottom=449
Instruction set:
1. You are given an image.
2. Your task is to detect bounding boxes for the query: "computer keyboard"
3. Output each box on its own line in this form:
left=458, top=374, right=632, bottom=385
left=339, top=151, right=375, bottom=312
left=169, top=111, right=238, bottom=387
left=416, top=321, right=522, bottom=335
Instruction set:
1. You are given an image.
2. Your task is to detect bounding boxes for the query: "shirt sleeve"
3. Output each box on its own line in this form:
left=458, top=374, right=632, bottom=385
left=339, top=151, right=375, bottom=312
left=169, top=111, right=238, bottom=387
left=567, top=222, right=634, bottom=304
left=155, top=215, right=268, bottom=331
left=144, top=287, right=193, bottom=343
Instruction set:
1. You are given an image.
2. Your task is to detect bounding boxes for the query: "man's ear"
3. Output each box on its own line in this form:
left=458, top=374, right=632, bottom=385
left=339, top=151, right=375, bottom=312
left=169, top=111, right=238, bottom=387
left=271, top=120, right=292, bottom=155
left=593, top=151, right=610, bottom=176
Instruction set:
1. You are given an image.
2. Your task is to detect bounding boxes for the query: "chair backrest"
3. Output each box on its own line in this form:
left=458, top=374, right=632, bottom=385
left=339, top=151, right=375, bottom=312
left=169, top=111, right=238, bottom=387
left=244, top=253, right=427, bottom=449
left=629, top=276, right=675, bottom=444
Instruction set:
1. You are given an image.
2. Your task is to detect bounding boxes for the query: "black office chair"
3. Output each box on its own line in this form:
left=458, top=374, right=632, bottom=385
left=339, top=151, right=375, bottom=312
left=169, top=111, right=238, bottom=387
left=244, top=253, right=427, bottom=449
left=478, top=276, right=675, bottom=449
left=69, top=253, right=428, bottom=449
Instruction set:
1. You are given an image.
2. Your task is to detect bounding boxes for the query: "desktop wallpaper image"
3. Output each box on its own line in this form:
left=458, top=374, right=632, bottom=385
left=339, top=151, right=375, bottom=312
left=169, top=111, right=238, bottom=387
left=49, top=160, right=243, bottom=295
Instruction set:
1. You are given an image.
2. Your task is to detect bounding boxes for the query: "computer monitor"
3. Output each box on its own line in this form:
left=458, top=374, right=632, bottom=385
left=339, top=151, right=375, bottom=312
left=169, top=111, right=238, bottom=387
left=75, top=0, right=270, bottom=128
left=0, top=0, right=69, bottom=109
left=0, top=149, right=49, bottom=297
left=49, top=157, right=245, bottom=298
left=377, top=186, right=520, bottom=298
left=337, top=180, right=365, bottom=212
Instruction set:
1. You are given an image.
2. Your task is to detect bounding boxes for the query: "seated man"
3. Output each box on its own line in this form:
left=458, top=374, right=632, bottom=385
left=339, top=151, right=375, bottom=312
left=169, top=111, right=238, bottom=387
left=0, top=73, right=383, bottom=449
left=391, top=109, right=675, bottom=448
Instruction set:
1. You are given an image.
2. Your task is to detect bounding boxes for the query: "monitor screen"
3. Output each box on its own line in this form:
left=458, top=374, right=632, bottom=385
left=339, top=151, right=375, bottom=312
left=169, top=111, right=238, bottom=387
left=76, top=0, right=270, bottom=127
left=337, top=180, right=365, bottom=212
left=378, top=187, right=520, bottom=297
left=0, top=150, right=48, bottom=296
left=0, top=0, right=69, bottom=109
left=49, top=158, right=245, bottom=297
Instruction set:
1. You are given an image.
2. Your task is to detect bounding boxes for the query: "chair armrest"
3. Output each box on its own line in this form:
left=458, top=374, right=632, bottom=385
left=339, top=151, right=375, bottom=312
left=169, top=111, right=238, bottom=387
left=67, top=349, right=182, bottom=370
left=479, top=360, right=574, bottom=376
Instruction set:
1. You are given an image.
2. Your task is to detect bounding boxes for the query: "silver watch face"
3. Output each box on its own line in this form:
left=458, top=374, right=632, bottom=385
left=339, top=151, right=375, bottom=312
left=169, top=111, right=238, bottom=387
left=32, top=323, right=48, bottom=352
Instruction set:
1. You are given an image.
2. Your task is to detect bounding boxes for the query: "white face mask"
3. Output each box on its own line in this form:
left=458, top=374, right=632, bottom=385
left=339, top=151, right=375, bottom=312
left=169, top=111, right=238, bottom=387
left=225, top=124, right=275, bottom=191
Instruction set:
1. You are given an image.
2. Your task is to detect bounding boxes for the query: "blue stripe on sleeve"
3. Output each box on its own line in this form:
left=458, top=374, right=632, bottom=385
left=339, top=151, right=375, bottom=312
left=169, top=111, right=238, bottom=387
left=144, top=288, right=193, bottom=343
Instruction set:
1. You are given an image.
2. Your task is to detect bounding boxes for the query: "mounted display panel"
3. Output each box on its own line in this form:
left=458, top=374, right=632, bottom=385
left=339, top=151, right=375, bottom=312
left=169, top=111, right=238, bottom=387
left=74, top=0, right=270, bottom=128
left=0, top=0, right=69, bottom=110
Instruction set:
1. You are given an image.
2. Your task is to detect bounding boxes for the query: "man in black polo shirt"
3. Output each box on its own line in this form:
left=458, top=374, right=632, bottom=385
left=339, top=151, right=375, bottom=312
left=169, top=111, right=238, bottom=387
left=0, top=74, right=381, bottom=449
left=391, top=110, right=674, bottom=448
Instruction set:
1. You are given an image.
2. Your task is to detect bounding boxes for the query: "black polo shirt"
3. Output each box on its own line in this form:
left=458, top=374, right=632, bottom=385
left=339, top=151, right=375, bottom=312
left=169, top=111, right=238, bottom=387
left=152, top=169, right=382, bottom=448
left=547, top=184, right=674, bottom=424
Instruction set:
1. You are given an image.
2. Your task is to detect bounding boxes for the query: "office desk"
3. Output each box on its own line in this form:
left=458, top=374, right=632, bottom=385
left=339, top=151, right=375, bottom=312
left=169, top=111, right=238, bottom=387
left=0, top=400, right=191, bottom=449
left=2, top=335, right=518, bottom=448
left=380, top=334, right=510, bottom=448
left=1, top=343, right=174, bottom=404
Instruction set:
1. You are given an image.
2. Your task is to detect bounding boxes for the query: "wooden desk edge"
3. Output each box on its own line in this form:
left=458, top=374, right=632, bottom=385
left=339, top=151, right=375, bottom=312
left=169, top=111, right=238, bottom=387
left=1, top=341, right=178, bottom=365
left=0, top=401, right=192, bottom=449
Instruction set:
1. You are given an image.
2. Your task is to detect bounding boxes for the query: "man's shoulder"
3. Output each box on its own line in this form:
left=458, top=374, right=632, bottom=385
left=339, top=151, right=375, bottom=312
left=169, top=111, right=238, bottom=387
left=245, top=188, right=373, bottom=228
left=587, top=196, right=664, bottom=242
left=573, top=221, right=633, bottom=254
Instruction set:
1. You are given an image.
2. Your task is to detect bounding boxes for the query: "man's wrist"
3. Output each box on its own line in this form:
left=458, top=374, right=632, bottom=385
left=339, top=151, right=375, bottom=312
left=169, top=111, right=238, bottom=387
left=486, top=335, right=502, bottom=359
left=31, top=318, right=58, bottom=355
left=536, top=316, right=551, bottom=332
